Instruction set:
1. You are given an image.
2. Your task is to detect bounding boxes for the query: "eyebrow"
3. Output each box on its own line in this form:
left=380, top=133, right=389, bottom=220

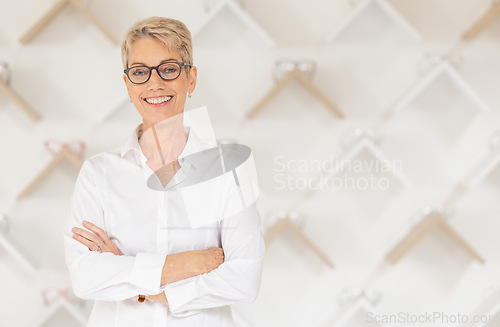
left=129, top=58, right=179, bottom=67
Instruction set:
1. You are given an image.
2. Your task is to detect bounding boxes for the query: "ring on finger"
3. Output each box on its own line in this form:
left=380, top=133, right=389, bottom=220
left=96, top=242, right=103, bottom=253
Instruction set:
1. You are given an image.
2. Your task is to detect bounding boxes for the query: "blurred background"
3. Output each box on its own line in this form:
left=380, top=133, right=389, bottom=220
left=1, top=0, right=500, bottom=326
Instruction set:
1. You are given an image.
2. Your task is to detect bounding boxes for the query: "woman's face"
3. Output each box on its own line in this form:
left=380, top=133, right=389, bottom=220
left=123, top=37, right=197, bottom=130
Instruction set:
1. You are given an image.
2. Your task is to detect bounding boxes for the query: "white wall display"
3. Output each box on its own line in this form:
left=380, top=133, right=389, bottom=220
left=19, top=0, right=118, bottom=44
left=0, top=224, right=39, bottom=273
left=0, top=62, right=40, bottom=120
left=1, top=0, right=500, bottom=326
left=462, top=0, right=500, bottom=40
left=32, top=293, right=89, bottom=327
left=390, top=57, right=490, bottom=115
left=385, top=207, right=484, bottom=265
left=264, top=211, right=335, bottom=268
left=247, top=60, right=344, bottom=119
left=192, top=0, right=275, bottom=47
left=325, top=0, right=421, bottom=43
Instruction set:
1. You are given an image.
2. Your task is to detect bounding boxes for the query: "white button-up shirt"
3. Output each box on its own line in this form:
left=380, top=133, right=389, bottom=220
left=63, top=123, right=265, bottom=327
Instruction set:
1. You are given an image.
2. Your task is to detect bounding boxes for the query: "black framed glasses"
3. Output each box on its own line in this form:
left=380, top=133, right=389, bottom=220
left=124, top=62, right=192, bottom=84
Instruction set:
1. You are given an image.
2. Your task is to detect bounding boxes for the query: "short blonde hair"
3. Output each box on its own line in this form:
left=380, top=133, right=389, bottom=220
left=121, top=17, right=193, bottom=69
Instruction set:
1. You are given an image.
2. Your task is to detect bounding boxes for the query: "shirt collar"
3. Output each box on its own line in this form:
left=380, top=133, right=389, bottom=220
left=178, top=126, right=205, bottom=160
left=120, top=124, right=143, bottom=158
left=120, top=123, right=215, bottom=169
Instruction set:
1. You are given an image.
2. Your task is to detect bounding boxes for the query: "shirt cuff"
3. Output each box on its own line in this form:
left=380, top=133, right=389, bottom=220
left=128, top=252, right=167, bottom=293
left=165, top=278, right=207, bottom=315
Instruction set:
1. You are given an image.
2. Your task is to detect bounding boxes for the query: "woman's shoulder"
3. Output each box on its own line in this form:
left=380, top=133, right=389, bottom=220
left=80, top=147, right=125, bottom=173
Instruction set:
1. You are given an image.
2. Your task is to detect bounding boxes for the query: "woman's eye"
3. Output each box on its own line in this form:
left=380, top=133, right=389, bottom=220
left=131, top=69, right=148, bottom=76
left=161, top=68, right=178, bottom=74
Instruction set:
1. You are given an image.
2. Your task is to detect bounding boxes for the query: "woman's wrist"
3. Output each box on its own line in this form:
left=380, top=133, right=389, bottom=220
left=161, top=252, right=194, bottom=285
left=150, top=292, right=168, bottom=303
left=161, top=248, right=224, bottom=286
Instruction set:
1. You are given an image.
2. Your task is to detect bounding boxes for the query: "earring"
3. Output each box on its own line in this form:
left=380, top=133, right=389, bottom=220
left=188, top=93, right=192, bottom=99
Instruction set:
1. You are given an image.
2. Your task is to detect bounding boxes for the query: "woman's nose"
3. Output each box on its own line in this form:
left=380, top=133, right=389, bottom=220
left=147, top=68, right=165, bottom=90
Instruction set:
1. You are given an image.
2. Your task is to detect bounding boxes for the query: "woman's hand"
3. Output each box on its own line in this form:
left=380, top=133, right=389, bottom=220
left=72, top=221, right=123, bottom=255
left=193, top=247, right=225, bottom=275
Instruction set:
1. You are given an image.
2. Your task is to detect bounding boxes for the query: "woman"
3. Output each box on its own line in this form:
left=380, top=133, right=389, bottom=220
left=64, top=16, right=265, bottom=326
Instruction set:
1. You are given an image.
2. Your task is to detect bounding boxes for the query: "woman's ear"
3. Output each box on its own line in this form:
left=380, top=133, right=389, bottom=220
left=123, top=74, right=133, bottom=100
left=188, top=66, right=197, bottom=93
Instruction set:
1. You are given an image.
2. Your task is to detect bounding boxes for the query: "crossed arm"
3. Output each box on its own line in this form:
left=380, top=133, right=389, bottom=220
left=71, top=220, right=224, bottom=303
left=66, top=159, right=264, bottom=315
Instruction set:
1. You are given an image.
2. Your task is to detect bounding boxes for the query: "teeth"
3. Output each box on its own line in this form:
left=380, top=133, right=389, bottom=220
left=146, top=96, right=172, bottom=104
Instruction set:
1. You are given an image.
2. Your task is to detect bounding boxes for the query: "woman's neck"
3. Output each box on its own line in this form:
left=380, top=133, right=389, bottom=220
left=139, top=115, right=188, bottom=165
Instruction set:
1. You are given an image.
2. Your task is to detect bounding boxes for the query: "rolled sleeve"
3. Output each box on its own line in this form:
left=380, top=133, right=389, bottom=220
left=129, top=252, right=167, bottom=292
left=165, top=279, right=203, bottom=317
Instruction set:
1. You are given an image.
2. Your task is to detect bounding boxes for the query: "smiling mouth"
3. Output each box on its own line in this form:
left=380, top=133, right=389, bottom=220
left=144, top=96, right=173, bottom=105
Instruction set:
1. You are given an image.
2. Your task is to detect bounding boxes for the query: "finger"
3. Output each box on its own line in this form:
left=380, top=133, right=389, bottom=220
left=83, top=221, right=112, bottom=246
left=72, top=233, right=99, bottom=251
left=72, top=227, right=101, bottom=244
